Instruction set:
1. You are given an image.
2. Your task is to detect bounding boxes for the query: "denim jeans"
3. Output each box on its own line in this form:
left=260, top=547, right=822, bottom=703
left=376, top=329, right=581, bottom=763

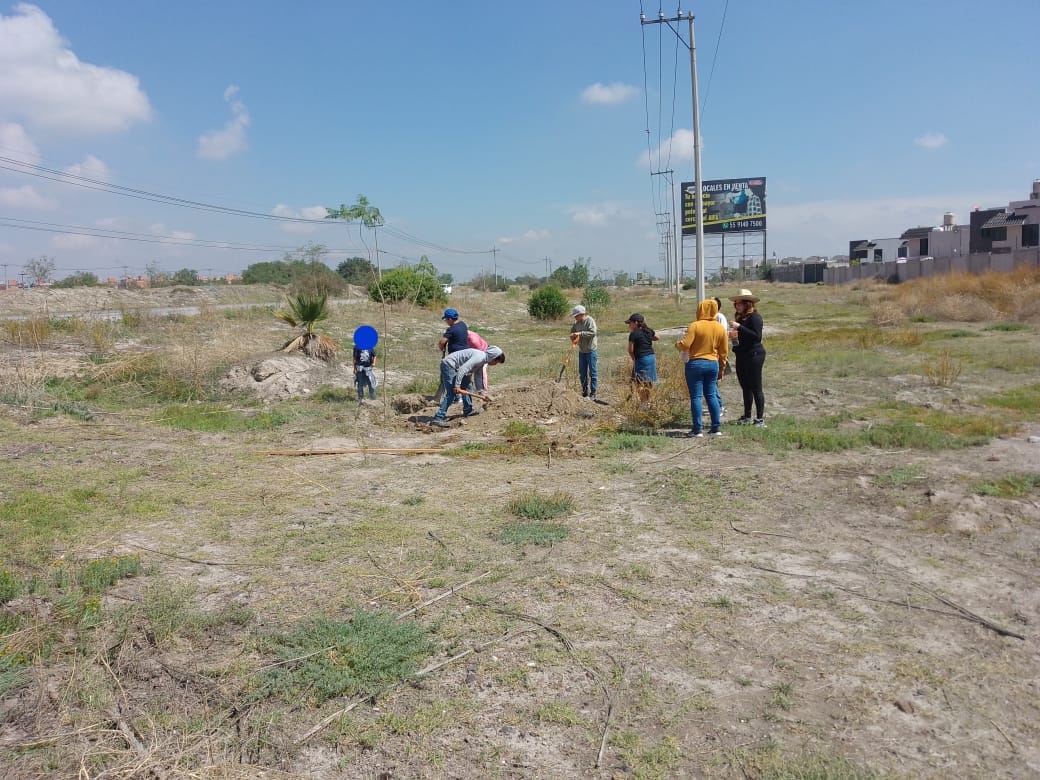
left=578, top=350, right=598, bottom=396
left=434, top=362, right=473, bottom=419
left=684, top=359, right=721, bottom=433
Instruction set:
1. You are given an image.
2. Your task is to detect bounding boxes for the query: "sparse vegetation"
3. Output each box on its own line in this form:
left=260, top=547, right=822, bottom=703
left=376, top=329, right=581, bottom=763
left=1, top=275, right=1038, bottom=778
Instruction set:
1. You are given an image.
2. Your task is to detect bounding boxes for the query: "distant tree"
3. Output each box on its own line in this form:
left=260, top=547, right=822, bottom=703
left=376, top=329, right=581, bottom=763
left=336, top=256, right=377, bottom=285
left=468, top=271, right=509, bottom=292
left=514, top=274, right=542, bottom=289
left=548, top=265, right=573, bottom=288
left=145, top=260, right=171, bottom=287
left=437, top=272, right=453, bottom=285
left=613, top=271, right=631, bottom=287
left=547, top=257, right=591, bottom=289
left=527, top=285, right=569, bottom=320
left=25, top=255, right=56, bottom=286
left=171, top=268, right=201, bottom=286
left=275, top=292, right=339, bottom=361
left=52, top=272, right=99, bottom=289
left=242, top=245, right=345, bottom=296
left=570, top=257, right=591, bottom=289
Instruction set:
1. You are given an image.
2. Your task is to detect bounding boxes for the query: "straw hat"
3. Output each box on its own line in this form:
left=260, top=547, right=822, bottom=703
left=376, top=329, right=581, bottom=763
left=729, top=288, right=760, bottom=303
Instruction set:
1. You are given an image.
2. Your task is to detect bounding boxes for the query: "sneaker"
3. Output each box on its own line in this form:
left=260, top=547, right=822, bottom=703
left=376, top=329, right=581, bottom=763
left=685, top=430, right=703, bottom=438
left=430, top=418, right=450, bottom=428
left=710, top=429, right=723, bottom=436
left=736, top=416, right=752, bottom=425
left=589, top=394, right=597, bottom=402
left=753, top=419, right=766, bottom=428
left=463, top=408, right=481, bottom=417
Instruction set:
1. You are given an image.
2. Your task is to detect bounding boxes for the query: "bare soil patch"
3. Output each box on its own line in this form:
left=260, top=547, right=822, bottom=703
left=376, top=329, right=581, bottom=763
left=1, top=283, right=1039, bottom=778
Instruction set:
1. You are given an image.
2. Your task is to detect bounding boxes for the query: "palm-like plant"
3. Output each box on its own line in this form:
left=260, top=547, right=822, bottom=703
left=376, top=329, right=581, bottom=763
left=275, top=292, right=340, bottom=361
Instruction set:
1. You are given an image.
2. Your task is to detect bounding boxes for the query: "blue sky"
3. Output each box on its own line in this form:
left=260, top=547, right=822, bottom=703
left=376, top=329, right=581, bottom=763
left=0, top=0, right=1037, bottom=284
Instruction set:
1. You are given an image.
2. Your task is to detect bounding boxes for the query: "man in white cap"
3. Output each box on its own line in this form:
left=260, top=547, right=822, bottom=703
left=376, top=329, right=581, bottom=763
left=569, top=305, right=598, bottom=400
left=430, top=346, right=506, bottom=428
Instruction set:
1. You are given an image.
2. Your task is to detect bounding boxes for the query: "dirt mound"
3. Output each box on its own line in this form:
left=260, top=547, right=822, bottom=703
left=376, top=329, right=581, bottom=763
left=483, top=381, right=598, bottom=421
left=220, top=353, right=353, bottom=402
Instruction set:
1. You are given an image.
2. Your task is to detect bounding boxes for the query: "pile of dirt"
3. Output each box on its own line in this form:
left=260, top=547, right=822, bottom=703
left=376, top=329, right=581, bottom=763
left=396, top=381, right=612, bottom=435
left=220, top=353, right=354, bottom=402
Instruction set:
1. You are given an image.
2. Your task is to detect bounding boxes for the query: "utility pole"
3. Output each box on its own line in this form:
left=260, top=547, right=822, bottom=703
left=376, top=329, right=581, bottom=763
left=1, top=263, right=7, bottom=290
left=491, top=245, right=498, bottom=289
left=651, top=168, right=680, bottom=300
left=544, top=256, right=551, bottom=281
left=641, top=8, right=705, bottom=302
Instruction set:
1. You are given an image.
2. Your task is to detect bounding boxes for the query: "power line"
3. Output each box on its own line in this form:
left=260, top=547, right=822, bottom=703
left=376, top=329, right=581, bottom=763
left=0, top=216, right=353, bottom=252
left=700, top=0, right=730, bottom=120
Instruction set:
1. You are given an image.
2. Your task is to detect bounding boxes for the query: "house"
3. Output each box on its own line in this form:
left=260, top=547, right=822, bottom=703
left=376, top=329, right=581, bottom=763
left=848, top=237, right=906, bottom=263
left=848, top=180, right=1040, bottom=263
left=976, top=180, right=1040, bottom=253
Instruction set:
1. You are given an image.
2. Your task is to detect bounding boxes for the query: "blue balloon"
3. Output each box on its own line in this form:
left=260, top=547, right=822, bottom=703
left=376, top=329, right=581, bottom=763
left=353, top=325, right=378, bottom=350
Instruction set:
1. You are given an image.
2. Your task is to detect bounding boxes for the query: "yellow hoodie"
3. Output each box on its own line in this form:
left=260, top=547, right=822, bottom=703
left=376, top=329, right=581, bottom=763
left=675, top=299, right=728, bottom=363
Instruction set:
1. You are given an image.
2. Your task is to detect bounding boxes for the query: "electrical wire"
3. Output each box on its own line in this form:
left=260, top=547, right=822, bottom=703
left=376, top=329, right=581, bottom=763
left=700, top=0, right=730, bottom=120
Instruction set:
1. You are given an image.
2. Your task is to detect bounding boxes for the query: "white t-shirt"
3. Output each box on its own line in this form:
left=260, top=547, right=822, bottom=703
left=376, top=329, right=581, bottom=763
left=716, top=311, right=729, bottom=332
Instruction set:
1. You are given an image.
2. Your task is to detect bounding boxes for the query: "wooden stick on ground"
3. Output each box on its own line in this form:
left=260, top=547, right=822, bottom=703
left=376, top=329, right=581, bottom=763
left=912, top=582, right=1025, bottom=641
left=255, top=448, right=445, bottom=456
left=396, top=570, right=493, bottom=619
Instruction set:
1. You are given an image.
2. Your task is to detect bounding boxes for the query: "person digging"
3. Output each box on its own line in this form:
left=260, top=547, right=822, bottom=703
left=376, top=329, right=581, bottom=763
left=430, top=346, right=506, bottom=428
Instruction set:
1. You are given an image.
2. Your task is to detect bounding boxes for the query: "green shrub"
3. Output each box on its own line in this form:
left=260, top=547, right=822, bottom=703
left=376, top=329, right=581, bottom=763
left=78, top=555, right=142, bottom=594
left=0, top=566, right=24, bottom=604
left=581, top=284, right=611, bottom=313
left=527, top=285, right=569, bottom=320
left=508, top=490, right=575, bottom=520
left=500, top=522, right=569, bottom=546
left=262, top=610, right=436, bottom=703
left=369, top=267, right=446, bottom=307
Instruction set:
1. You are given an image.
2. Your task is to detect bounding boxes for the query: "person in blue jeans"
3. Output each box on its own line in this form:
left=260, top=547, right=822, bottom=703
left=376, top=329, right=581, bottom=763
left=430, top=346, right=505, bottom=428
left=569, top=305, right=598, bottom=399
left=674, top=298, right=728, bottom=437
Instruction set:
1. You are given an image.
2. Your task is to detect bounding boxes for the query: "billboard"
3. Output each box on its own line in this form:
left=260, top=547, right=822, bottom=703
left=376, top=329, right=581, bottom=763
left=682, top=177, right=766, bottom=235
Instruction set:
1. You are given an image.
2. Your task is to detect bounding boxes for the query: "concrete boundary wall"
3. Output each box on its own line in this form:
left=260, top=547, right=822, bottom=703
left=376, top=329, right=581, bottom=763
left=817, top=249, right=1039, bottom=285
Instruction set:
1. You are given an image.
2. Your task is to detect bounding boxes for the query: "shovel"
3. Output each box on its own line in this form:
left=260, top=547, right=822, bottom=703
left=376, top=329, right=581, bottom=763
left=556, top=342, right=576, bottom=383
left=455, top=387, right=493, bottom=407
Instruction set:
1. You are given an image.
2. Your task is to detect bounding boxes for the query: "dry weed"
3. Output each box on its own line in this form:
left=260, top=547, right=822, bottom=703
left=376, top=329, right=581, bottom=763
left=922, top=350, right=962, bottom=387
left=868, top=299, right=906, bottom=326
left=890, top=267, right=1040, bottom=322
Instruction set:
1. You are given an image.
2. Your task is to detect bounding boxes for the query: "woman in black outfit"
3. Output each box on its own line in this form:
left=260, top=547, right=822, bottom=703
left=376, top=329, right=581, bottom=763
left=728, top=289, right=766, bottom=426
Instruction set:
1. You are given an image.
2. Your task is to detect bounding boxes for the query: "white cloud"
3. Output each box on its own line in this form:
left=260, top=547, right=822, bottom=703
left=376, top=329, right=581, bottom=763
left=498, top=229, right=551, bottom=244
left=0, top=183, right=55, bottom=208
left=0, top=122, right=40, bottom=164
left=572, top=207, right=607, bottom=226
left=639, top=128, right=695, bottom=168
left=581, top=82, right=638, bottom=105
left=271, top=204, right=327, bottom=233
left=0, top=4, right=152, bottom=134
left=148, top=223, right=194, bottom=243
left=51, top=232, right=102, bottom=250
left=197, top=85, right=250, bottom=160
left=568, top=201, right=639, bottom=227
left=914, top=132, right=948, bottom=150
left=63, top=154, right=110, bottom=181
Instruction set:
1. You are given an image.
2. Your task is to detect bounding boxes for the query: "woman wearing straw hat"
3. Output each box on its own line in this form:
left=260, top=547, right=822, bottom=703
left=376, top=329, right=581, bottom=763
left=728, top=289, right=767, bottom=427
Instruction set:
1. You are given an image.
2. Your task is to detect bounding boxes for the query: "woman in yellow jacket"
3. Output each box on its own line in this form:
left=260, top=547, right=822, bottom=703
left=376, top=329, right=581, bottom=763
left=675, top=298, right=728, bottom=437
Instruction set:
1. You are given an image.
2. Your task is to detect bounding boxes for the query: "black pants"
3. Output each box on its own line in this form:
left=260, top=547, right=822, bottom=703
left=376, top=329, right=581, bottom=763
left=735, top=349, right=766, bottom=419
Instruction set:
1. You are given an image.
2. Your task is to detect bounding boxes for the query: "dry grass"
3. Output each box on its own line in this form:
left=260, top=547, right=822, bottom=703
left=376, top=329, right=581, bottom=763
left=888, top=267, right=1040, bottom=322
left=922, top=349, right=963, bottom=387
